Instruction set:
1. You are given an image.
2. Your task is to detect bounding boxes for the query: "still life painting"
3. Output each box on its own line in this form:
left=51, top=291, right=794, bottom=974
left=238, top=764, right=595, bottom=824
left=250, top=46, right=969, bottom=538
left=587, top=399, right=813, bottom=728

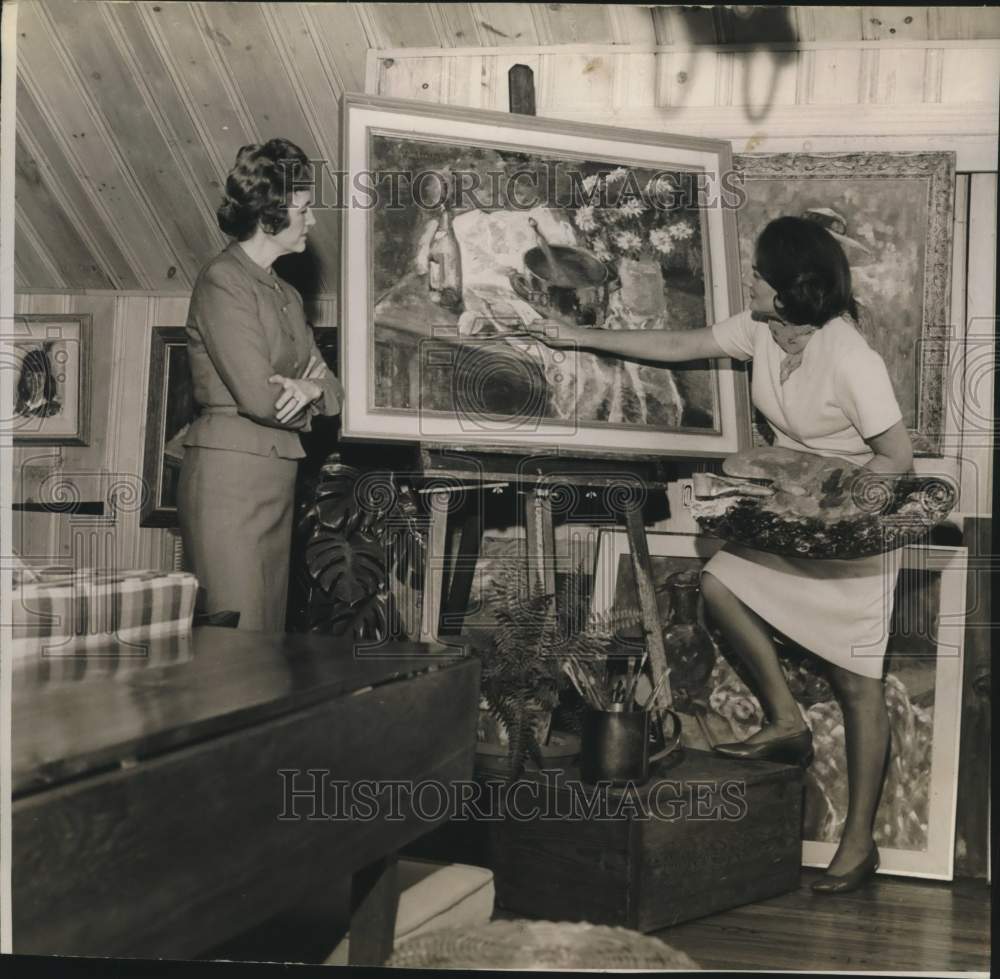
left=734, top=152, right=955, bottom=456
left=342, top=95, right=749, bottom=457
left=593, top=533, right=966, bottom=879
left=10, top=314, right=91, bottom=445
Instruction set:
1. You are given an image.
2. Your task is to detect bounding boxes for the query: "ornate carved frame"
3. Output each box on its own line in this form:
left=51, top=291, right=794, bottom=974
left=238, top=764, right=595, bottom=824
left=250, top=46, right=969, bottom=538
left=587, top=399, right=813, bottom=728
left=733, top=152, right=956, bottom=458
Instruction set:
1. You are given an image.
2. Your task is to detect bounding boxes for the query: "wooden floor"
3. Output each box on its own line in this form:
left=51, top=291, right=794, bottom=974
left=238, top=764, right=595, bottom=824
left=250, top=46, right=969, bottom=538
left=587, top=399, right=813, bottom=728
left=216, top=868, right=990, bottom=972
left=641, top=870, right=990, bottom=974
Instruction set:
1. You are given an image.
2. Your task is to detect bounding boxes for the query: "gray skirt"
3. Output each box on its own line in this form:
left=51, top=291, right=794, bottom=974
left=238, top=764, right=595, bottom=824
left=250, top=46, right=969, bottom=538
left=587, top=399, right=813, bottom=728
left=178, top=446, right=298, bottom=632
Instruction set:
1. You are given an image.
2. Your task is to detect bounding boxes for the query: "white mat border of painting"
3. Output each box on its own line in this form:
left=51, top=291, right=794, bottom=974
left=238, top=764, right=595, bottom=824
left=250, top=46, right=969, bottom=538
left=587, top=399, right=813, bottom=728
left=591, top=532, right=968, bottom=880
left=803, top=543, right=967, bottom=880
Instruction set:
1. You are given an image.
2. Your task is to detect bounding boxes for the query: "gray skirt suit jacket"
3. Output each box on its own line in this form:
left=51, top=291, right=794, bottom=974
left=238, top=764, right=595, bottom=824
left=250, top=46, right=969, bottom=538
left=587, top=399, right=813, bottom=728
left=178, top=241, right=342, bottom=631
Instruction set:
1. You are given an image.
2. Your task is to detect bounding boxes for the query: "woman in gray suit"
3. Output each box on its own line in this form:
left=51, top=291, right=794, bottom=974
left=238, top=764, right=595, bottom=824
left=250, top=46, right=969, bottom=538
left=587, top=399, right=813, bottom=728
left=179, top=138, right=342, bottom=631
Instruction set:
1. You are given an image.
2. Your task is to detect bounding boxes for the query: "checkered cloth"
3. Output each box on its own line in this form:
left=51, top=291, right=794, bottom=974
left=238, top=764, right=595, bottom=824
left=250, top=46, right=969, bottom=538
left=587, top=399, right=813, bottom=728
left=20, top=632, right=194, bottom=684
left=10, top=568, right=197, bottom=654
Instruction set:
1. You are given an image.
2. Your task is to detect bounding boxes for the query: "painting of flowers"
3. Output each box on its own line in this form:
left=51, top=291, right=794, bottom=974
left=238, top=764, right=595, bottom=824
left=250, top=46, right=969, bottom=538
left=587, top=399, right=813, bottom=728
left=342, top=96, right=748, bottom=457
left=369, top=141, right=713, bottom=428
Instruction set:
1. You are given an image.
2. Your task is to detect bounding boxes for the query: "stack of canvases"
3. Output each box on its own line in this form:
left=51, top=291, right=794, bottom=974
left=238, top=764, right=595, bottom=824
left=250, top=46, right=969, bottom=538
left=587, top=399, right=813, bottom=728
left=10, top=566, right=198, bottom=668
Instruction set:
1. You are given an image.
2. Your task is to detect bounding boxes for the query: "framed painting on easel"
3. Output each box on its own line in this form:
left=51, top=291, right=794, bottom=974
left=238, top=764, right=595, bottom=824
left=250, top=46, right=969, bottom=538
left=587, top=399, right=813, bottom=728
left=340, top=93, right=750, bottom=459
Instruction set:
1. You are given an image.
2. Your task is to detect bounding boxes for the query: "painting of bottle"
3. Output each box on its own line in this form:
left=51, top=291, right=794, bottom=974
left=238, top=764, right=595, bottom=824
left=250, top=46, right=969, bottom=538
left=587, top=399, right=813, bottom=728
left=427, top=205, right=464, bottom=313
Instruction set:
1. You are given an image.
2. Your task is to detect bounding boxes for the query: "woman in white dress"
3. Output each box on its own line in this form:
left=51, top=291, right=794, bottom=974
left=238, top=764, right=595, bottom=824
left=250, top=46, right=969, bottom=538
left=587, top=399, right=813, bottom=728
left=531, top=216, right=913, bottom=894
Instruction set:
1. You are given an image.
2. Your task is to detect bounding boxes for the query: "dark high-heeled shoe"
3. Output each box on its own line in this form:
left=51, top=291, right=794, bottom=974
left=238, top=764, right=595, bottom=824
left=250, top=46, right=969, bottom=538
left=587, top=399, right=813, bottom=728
left=712, top=727, right=813, bottom=767
left=811, top=844, right=880, bottom=894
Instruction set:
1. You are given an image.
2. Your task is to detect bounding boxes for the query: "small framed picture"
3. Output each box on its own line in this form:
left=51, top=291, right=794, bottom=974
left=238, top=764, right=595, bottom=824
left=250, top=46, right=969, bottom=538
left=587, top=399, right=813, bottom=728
left=9, top=314, right=92, bottom=445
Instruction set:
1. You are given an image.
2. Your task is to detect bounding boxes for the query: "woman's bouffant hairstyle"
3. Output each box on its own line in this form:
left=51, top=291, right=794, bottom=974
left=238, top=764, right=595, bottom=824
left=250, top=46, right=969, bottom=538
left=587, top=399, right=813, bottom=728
left=754, top=215, right=860, bottom=326
left=217, top=138, right=312, bottom=241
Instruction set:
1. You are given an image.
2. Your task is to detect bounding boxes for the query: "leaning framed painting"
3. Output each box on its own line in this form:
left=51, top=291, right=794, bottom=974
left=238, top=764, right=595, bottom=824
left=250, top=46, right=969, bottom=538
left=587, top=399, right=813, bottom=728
left=733, top=152, right=955, bottom=457
left=140, top=327, right=194, bottom=528
left=139, top=324, right=337, bottom=528
left=592, top=533, right=966, bottom=879
left=341, top=93, right=750, bottom=458
left=9, top=314, right=92, bottom=445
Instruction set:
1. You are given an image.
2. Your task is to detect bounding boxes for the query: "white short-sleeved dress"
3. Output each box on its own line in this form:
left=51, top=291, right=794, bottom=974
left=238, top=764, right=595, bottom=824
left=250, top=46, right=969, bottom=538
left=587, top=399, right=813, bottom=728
left=703, top=310, right=905, bottom=679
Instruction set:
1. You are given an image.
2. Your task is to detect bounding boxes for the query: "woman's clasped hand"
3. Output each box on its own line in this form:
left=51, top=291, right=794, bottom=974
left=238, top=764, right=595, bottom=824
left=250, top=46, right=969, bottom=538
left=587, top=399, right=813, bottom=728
left=269, top=355, right=335, bottom=424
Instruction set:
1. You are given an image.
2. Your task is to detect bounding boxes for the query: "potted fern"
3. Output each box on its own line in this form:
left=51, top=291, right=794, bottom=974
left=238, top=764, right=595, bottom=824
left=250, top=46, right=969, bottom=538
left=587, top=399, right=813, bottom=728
left=474, top=563, right=639, bottom=779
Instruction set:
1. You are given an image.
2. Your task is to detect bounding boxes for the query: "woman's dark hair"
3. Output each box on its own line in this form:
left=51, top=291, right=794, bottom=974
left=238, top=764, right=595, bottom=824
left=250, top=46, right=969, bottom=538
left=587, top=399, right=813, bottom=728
left=754, top=215, right=860, bottom=326
left=217, top=138, right=312, bottom=241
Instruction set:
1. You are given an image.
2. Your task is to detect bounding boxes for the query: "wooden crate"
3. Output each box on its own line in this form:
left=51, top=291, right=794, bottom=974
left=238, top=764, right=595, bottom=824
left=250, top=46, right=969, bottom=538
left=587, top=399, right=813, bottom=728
left=491, top=748, right=803, bottom=932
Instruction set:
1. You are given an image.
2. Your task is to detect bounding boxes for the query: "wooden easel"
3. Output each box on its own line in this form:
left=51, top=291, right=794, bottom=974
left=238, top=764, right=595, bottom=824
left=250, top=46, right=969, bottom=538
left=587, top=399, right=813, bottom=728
left=413, top=65, right=675, bottom=712
left=415, top=448, right=675, bottom=712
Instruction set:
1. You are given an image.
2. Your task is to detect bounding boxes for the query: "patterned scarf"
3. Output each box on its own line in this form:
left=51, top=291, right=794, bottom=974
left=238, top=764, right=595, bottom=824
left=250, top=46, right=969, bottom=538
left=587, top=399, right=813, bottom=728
left=771, top=323, right=818, bottom=384
left=779, top=350, right=804, bottom=384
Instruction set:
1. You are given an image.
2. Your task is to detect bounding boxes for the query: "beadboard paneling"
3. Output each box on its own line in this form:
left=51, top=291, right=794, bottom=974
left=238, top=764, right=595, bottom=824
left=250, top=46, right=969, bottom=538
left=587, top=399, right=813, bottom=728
left=370, top=40, right=999, bottom=169
left=10, top=290, right=341, bottom=575
left=14, top=4, right=1000, bottom=291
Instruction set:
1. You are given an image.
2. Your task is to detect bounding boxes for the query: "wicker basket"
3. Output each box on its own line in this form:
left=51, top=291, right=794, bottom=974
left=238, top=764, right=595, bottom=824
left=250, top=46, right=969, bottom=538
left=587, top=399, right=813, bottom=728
left=387, top=919, right=700, bottom=970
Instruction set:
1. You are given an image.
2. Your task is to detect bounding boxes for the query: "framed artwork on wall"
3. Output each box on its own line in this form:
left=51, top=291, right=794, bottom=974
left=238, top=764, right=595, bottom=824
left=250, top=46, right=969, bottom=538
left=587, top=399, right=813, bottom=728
left=140, top=327, right=194, bottom=528
left=733, top=152, right=955, bottom=457
left=140, top=324, right=337, bottom=529
left=9, top=314, right=92, bottom=445
left=593, top=532, right=966, bottom=879
left=340, top=93, right=751, bottom=458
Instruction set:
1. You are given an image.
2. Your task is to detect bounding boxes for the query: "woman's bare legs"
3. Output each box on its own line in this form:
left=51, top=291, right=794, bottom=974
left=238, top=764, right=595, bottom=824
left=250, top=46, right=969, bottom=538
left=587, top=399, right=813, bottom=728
left=823, top=663, right=890, bottom=875
left=701, top=571, right=806, bottom=741
left=701, top=571, right=889, bottom=875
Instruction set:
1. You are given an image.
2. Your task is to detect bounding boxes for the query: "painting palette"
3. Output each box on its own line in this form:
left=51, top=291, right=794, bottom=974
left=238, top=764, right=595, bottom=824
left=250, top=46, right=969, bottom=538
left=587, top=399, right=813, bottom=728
left=688, top=447, right=958, bottom=558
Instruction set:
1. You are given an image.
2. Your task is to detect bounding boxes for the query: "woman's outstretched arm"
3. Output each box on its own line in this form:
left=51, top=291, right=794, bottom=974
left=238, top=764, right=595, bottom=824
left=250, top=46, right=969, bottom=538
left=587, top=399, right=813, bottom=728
left=527, top=321, right=729, bottom=365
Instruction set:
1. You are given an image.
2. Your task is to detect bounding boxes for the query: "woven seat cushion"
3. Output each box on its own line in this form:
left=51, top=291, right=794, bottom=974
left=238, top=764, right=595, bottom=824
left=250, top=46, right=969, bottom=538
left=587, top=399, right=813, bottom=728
left=324, top=860, right=494, bottom=966
left=388, top=918, right=700, bottom=970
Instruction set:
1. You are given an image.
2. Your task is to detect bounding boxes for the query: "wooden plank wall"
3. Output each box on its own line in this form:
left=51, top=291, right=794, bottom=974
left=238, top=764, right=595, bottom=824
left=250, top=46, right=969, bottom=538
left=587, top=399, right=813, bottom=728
left=10, top=290, right=338, bottom=574
left=14, top=0, right=365, bottom=294
left=13, top=3, right=1000, bottom=291
left=372, top=38, right=999, bottom=169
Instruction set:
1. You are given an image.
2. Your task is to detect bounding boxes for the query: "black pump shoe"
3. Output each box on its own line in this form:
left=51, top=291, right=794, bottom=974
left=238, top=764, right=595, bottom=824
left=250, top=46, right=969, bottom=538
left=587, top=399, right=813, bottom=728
left=811, top=844, right=880, bottom=895
left=712, top=727, right=813, bottom=767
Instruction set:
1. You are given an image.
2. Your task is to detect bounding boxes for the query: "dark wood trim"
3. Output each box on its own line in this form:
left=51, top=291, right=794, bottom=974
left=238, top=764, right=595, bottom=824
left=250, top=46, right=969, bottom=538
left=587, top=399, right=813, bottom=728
left=508, top=64, right=536, bottom=116
left=11, top=501, right=104, bottom=515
